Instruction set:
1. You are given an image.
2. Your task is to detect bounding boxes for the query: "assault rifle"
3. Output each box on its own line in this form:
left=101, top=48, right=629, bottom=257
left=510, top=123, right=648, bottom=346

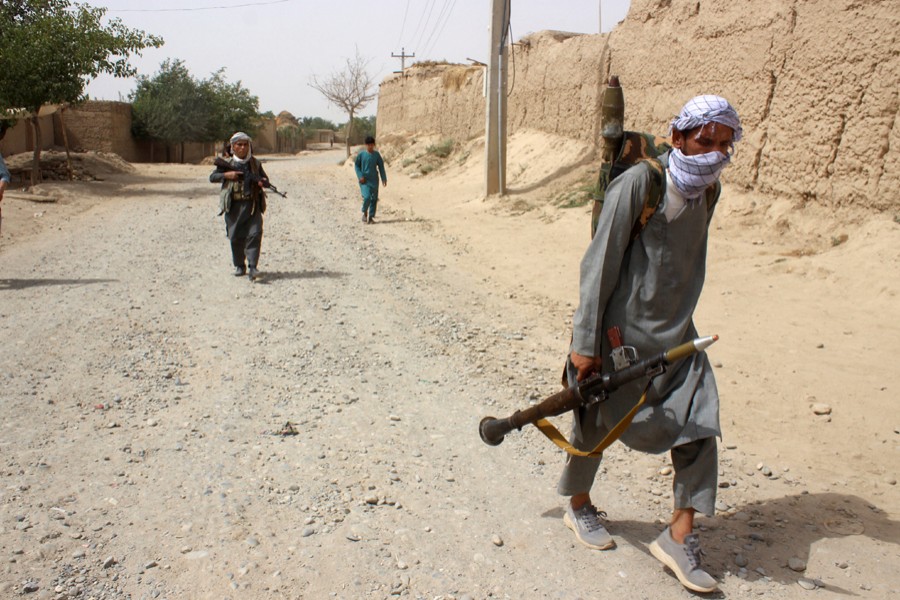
left=478, top=335, right=718, bottom=447
left=214, top=157, right=287, bottom=198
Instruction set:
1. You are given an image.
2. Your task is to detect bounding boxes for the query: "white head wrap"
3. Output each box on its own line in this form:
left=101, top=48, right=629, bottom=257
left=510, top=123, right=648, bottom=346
left=230, top=131, right=251, bottom=145
left=229, top=131, right=252, bottom=163
left=669, top=95, right=743, bottom=142
left=667, top=95, right=742, bottom=199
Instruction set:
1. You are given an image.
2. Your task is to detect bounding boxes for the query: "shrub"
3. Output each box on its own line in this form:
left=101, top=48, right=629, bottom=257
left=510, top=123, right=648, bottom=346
left=426, top=139, right=454, bottom=159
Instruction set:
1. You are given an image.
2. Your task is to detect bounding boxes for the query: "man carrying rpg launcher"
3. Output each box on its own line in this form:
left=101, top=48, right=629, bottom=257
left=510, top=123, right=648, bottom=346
left=560, top=96, right=742, bottom=593
left=210, top=131, right=278, bottom=282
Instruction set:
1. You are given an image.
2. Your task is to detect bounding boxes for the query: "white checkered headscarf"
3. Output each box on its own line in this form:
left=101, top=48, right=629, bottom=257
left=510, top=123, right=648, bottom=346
left=667, top=95, right=742, bottom=199
left=669, top=95, right=742, bottom=142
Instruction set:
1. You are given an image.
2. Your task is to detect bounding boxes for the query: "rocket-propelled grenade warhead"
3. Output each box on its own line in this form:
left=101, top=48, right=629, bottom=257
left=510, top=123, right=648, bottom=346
left=664, top=335, right=718, bottom=363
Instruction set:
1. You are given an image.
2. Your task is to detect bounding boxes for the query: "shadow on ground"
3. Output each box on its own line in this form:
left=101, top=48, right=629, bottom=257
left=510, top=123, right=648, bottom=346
left=252, top=270, right=346, bottom=284
left=0, top=278, right=116, bottom=291
left=542, top=492, right=896, bottom=596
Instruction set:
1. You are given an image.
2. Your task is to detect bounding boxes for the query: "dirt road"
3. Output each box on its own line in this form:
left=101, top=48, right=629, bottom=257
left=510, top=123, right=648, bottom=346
left=0, top=150, right=897, bottom=599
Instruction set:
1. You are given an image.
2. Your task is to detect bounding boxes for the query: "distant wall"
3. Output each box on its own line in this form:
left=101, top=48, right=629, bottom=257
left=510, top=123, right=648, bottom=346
left=60, top=101, right=145, bottom=162
left=0, top=108, right=55, bottom=157
left=377, top=0, right=899, bottom=210
left=0, top=101, right=278, bottom=164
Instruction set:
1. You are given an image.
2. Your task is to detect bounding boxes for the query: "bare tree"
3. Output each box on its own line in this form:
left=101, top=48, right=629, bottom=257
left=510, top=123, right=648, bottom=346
left=310, top=48, right=376, bottom=158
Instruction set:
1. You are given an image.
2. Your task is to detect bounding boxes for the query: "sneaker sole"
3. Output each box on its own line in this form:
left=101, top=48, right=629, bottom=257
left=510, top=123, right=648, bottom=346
left=563, top=512, right=615, bottom=550
left=648, top=539, right=718, bottom=593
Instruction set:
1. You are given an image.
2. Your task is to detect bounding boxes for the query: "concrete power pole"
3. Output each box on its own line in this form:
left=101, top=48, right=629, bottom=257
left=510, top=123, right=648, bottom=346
left=391, top=47, right=415, bottom=77
left=484, top=0, right=510, bottom=196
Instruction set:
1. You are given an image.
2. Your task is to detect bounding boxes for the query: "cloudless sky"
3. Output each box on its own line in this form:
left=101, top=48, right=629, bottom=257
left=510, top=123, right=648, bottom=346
left=86, top=0, right=631, bottom=123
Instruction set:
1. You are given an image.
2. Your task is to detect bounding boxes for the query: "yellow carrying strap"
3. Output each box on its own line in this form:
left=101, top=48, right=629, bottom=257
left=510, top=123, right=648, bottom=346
left=533, top=380, right=653, bottom=458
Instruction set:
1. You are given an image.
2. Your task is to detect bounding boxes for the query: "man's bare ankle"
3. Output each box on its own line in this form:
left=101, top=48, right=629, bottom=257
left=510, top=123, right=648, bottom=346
left=570, top=494, right=591, bottom=510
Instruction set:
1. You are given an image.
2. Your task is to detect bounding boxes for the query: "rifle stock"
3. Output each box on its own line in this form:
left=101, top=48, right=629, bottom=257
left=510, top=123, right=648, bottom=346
left=478, top=335, right=718, bottom=447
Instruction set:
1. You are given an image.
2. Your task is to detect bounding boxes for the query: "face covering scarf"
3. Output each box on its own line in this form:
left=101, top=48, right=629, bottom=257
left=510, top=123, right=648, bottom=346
left=668, top=147, right=731, bottom=200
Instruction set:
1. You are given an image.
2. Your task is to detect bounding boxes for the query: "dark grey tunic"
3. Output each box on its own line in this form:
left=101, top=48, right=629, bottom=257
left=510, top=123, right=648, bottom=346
left=570, top=151, right=721, bottom=455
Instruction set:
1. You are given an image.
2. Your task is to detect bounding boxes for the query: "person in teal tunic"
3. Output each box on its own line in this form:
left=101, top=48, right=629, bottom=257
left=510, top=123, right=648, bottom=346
left=560, top=95, right=743, bottom=594
left=354, top=136, right=387, bottom=224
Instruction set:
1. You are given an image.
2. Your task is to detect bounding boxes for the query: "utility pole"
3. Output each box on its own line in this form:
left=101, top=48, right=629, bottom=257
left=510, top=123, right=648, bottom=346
left=484, top=0, right=510, bottom=196
left=391, top=47, right=415, bottom=77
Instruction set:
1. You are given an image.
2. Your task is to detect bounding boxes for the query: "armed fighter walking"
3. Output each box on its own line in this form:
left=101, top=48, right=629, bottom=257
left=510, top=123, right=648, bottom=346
left=210, top=131, right=272, bottom=282
left=556, top=95, right=743, bottom=593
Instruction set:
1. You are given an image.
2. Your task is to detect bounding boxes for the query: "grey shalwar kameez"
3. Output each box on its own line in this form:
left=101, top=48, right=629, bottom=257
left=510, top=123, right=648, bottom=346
left=210, top=157, right=267, bottom=270
left=558, top=151, right=721, bottom=516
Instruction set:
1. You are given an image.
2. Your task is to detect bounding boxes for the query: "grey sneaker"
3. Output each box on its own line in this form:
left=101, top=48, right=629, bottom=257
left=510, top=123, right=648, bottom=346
left=563, top=503, right=615, bottom=550
left=649, top=527, right=718, bottom=593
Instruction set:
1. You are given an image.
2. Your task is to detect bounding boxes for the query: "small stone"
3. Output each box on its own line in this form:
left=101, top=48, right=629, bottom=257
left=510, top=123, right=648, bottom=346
left=388, top=414, right=401, bottom=421
left=798, top=578, right=817, bottom=590
left=144, top=560, right=158, bottom=569
left=761, top=466, right=773, bottom=477
left=491, top=534, right=503, bottom=547
left=103, top=556, right=117, bottom=568
left=301, top=527, right=315, bottom=537
left=658, top=466, right=673, bottom=476
left=735, top=554, right=749, bottom=567
left=788, top=557, right=807, bottom=572
left=811, top=403, right=832, bottom=415
left=364, top=494, right=379, bottom=505
left=837, top=562, right=849, bottom=569
left=885, top=477, right=897, bottom=486
left=22, top=582, right=39, bottom=593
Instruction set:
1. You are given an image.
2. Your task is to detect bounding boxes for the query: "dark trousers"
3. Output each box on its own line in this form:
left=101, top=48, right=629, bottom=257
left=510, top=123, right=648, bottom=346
left=231, top=233, right=262, bottom=269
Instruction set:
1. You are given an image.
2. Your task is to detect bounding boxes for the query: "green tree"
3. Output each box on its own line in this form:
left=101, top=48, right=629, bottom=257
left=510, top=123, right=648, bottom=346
left=0, top=0, right=162, bottom=184
left=132, top=61, right=260, bottom=162
left=130, top=59, right=208, bottom=163
left=201, top=68, right=259, bottom=143
left=344, top=115, right=376, bottom=145
left=300, top=116, right=337, bottom=131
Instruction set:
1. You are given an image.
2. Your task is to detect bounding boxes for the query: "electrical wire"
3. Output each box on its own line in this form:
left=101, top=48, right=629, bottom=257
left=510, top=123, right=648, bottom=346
left=422, top=0, right=457, bottom=57
left=107, top=0, right=292, bottom=13
left=412, top=0, right=438, bottom=52
left=396, top=0, right=411, bottom=47
left=507, top=22, right=515, bottom=97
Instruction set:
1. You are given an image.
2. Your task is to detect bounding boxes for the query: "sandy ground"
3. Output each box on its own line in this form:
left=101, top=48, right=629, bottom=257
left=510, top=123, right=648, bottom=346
left=0, top=141, right=898, bottom=600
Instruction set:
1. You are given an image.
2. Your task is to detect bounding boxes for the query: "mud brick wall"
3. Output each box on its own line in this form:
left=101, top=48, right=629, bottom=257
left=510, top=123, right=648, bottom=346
left=377, top=0, right=899, bottom=210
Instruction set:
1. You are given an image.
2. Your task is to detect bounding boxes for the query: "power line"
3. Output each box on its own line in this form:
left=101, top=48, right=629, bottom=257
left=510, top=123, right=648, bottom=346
left=412, top=0, right=438, bottom=51
left=107, top=0, right=292, bottom=13
left=396, top=0, right=411, bottom=47
left=422, top=0, right=457, bottom=57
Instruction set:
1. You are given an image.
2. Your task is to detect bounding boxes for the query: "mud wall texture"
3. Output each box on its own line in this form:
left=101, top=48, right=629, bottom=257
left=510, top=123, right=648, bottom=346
left=2, top=101, right=278, bottom=165
left=377, top=0, right=899, bottom=210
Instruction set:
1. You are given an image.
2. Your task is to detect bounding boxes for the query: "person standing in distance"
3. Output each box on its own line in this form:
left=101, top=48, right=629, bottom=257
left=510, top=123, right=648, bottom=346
left=559, top=95, right=743, bottom=594
left=210, top=132, right=269, bottom=281
left=354, top=135, right=387, bottom=224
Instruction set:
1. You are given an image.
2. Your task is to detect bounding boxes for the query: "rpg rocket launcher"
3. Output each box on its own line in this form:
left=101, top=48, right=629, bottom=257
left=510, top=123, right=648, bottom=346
left=478, top=328, right=718, bottom=454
